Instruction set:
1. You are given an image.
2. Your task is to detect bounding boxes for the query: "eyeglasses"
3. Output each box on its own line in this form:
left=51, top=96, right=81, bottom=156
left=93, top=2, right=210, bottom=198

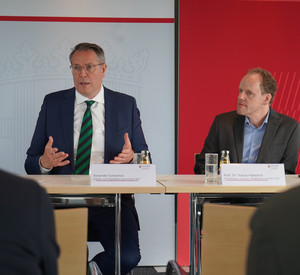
left=70, top=63, right=104, bottom=74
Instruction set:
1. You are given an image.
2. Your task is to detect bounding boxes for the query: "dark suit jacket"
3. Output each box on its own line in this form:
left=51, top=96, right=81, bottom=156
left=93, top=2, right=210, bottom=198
left=25, top=86, right=149, bottom=221
left=194, top=108, right=300, bottom=174
left=0, top=169, right=59, bottom=275
left=247, top=183, right=300, bottom=275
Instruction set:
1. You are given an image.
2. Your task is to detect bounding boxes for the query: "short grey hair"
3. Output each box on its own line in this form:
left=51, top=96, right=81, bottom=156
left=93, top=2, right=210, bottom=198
left=69, top=42, right=105, bottom=64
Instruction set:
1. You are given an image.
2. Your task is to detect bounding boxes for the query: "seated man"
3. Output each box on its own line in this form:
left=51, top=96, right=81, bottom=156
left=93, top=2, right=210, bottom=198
left=25, top=42, right=149, bottom=275
left=247, top=183, right=300, bottom=274
left=0, top=168, right=59, bottom=275
left=194, top=68, right=300, bottom=174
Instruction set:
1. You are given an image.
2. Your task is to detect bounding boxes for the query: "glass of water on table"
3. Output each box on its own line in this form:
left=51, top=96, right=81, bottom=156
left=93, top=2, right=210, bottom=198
left=205, top=153, right=218, bottom=183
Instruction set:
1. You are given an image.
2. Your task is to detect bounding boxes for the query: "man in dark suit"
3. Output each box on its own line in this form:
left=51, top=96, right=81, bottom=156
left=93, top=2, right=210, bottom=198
left=194, top=68, right=300, bottom=174
left=0, top=168, right=59, bottom=275
left=247, top=183, right=300, bottom=275
left=25, top=43, right=149, bottom=275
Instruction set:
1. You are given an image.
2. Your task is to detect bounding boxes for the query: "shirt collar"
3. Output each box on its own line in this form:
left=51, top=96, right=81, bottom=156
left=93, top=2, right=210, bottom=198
left=245, top=110, right=270, bottom=129
left=75, top=85, right=104, bottom=105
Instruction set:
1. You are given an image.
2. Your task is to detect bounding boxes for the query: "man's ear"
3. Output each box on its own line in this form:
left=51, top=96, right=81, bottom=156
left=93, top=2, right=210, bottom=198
left=101, top=63, right=107, bottom=75
left=264, top=93, right=272, bottom=105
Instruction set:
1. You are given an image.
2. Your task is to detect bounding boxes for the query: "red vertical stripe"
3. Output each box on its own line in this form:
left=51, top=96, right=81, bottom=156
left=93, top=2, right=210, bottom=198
left=179, top=0, right=300, bottom=266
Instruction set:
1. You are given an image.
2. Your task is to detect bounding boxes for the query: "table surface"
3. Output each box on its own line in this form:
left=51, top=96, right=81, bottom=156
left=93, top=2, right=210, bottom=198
left=23, top=174, right=165, bottom=194
left=22, top=174, right=300, bottom=194
left=157, top=174, right=300, bottom=193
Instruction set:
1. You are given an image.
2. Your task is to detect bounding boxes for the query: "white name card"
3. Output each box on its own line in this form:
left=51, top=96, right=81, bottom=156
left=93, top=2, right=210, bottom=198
left=220, top=163, right=285, bottom=186
left=90, top=164, right=156, bottom=186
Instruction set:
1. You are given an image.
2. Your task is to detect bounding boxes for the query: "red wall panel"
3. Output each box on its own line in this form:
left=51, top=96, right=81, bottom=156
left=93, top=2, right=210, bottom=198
left=178, top=0, right=300, bottom=265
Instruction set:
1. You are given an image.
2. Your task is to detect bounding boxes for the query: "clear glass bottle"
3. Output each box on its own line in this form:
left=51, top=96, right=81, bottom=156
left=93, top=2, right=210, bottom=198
left=140, top=150, right=151, bottom=164
left=219, top=150, right=230, bottom=172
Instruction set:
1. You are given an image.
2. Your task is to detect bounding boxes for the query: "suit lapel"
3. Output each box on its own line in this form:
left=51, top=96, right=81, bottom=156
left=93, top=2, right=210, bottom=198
left=104, top=88, right=117, bottom=163
left=256, top=108, right=280, bottom=163
left=60, top=88, right=75, bottom=169
left=234, top=114, right=245, bottom=163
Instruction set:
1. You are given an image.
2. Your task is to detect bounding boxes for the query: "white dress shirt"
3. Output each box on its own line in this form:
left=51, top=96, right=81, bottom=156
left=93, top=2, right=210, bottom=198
left=74, top=86, right=105, bottom=164
left=40, top=86, right=105, bottom=173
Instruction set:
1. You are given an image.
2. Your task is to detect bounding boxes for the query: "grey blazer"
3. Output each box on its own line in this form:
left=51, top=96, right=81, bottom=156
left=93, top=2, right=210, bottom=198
left=194, top=108, right=300, bottom=174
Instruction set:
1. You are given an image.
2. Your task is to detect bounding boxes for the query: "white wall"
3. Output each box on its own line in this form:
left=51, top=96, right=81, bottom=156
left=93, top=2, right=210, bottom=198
left=0, top=0, right=175, bottom=266
left=1, top=0, right=174, bottom=18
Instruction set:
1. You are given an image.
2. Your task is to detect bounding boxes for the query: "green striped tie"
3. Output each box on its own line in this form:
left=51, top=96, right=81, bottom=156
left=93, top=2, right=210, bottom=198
left=74, top=100, right=94, bottom=175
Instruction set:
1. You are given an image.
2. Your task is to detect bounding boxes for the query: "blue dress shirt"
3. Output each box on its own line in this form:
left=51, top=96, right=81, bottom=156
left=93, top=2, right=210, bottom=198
left=242, top=112, right=270, bottom=163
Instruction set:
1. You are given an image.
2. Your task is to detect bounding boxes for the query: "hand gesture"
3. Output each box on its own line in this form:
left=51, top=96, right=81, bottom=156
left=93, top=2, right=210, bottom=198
left=110, top=133, right=134, bottom=164
left=40, top=136, right=70, bottom=169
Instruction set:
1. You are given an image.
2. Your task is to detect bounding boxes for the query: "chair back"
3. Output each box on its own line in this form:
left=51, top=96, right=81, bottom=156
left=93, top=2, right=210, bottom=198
left=201, top=203, right=255, bottom=275
left=54, top=208, right=88, bottom=275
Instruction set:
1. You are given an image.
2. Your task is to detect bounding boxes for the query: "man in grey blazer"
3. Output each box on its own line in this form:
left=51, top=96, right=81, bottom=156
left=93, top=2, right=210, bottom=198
left=194, top=68, right=300, bottom=174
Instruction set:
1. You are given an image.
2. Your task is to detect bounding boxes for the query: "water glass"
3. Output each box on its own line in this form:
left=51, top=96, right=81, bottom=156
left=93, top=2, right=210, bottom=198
left=132, top=153, right=143, bottom=164
left=205, top=153, right=218, bottom=183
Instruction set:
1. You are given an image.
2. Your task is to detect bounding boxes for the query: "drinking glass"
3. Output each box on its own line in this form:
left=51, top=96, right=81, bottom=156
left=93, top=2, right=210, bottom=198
left=205, top=153, right=218, bottom=183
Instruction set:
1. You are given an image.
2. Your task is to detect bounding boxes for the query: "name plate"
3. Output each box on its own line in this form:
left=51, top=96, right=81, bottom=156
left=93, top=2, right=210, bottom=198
left=220, top=163, right=285, bottom=186
left=90, top=164, right=156, bottom=186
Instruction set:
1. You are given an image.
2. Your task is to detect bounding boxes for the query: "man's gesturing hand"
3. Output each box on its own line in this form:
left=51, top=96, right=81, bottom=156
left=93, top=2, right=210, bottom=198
left=110, top=133, right=134, bottom=164
left=40, top=136, right=70, bottom=169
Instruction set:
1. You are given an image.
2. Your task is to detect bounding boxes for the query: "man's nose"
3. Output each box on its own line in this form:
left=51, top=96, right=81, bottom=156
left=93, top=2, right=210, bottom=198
left=238, top=91, right=245, bottom=100
left=79, top=67, right=87, bottom=77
